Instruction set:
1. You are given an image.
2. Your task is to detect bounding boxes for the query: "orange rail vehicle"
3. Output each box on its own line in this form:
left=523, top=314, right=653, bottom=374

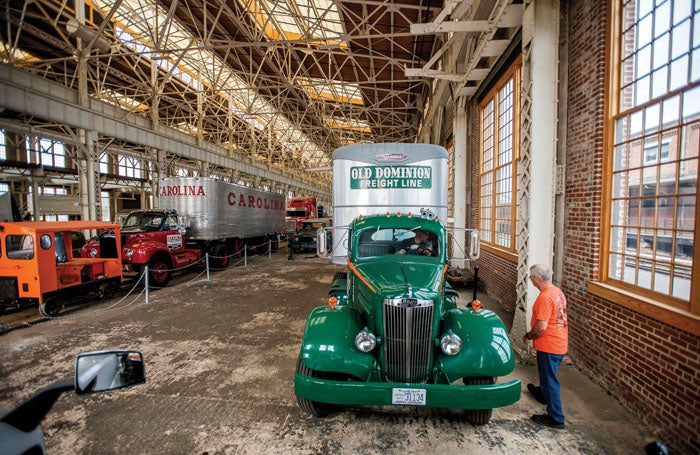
left=0, top=220, right=122, bottom=317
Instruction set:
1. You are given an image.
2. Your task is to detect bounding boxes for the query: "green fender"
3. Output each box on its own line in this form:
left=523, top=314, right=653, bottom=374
left=299, top=305, right=374, bottom=380
left=438, top=308, right=515, bottom=380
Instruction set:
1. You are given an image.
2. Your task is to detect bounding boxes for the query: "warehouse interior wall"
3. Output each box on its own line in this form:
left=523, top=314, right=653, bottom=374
left=445, top=1, right=698, bottom=452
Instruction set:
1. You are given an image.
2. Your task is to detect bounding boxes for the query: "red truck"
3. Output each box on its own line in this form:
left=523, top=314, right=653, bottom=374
left=84, top=178, right=285, bottom=287
left=285, top=197, right=318, bottom=233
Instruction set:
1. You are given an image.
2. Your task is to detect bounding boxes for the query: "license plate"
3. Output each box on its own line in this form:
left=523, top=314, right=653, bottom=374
left=392, top=388, right=427, bottom=405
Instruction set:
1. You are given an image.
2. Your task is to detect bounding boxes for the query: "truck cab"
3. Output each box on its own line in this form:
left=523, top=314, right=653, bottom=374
left=83, top=209, right=200, bottom=287
left=120, top=210, right=187, bottom=252
left=285, top=197, right=317, bottom=233
left=294, top=212, right=520, bottom=423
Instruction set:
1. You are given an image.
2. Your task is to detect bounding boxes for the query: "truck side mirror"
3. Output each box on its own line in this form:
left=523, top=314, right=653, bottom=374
left=467, top=230, right=480, bottom=260
left=75, top=350, right=146, bottom=394
left=317, top=228, right=329, bottom=257
left=177, top=216, right=187, bottom=235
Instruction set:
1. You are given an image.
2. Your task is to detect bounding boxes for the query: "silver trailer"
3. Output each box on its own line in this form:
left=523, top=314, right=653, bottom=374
left=330, top=143, right=448, bottom=263
left=158, top=177, right=285, bottom=240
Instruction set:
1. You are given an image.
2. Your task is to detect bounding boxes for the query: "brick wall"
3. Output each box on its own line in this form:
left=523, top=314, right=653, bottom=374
left=473, top=252, right=517, bottom=311
left=565, top=1, right=699, bottom=453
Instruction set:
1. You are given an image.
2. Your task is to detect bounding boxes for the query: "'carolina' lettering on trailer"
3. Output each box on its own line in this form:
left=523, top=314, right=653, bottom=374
left=160, top=185, right=206, bottom=196
left=227, top=193, right=284, bottom=211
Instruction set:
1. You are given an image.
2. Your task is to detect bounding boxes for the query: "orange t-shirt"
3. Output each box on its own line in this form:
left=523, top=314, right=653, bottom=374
left=531, top=285, right=568, bottom=355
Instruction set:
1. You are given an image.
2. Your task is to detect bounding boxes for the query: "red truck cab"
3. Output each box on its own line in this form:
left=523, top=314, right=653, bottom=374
left=84, top=210, right=202, bottom=287
left=285, top=197, right=317, bottom=233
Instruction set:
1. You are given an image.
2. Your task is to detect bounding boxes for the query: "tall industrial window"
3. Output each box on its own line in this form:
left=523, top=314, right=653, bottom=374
left=479, top=62, right=520, bottom=256
left=606, top=0, right=699, bottom=314
left=117, top=155, right=144, bottom=179
left=27, top=137, right=66, bottom=168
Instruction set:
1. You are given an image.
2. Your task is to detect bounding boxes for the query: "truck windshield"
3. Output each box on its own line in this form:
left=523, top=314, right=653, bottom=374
left=357, top=228, right=439, bottom=258
left=286, top=208, right=306, bottom=217
left=123, top=213, right=163, bottom=230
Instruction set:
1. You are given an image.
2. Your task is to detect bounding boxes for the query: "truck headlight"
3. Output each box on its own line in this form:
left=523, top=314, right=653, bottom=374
left=440, top=331, right=462, bottom=355
left=88, top=248, right=98, bottom=258
left=125, top=248, right=134, bottom=259
left=355, top=329, right=376, bottom=352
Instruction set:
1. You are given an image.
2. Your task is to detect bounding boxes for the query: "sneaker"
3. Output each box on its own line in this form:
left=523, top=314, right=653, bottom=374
left=531, top=413, right=565, bottom=429
left=527, top=383, right=547, bottom=404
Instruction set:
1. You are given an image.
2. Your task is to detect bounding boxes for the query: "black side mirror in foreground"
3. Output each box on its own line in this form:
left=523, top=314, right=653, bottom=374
left=75, top=350, right=146, bottom=394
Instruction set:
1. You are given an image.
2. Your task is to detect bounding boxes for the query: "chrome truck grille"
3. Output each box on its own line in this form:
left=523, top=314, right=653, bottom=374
left=382, top=298, right=434, bottom=383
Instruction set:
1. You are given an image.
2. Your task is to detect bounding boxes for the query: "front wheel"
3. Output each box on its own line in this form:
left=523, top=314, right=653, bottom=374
left=295, top=359, right=340, bottom=417
left=463, top=377, right=495, bottom=425
left=147, top=255, right=171, bottom=287
left=39, top=296, right=63, bottom=317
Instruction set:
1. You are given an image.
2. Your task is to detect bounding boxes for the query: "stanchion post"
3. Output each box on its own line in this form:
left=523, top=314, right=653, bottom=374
left=144, top=265, right=149, bottom=304
left=244, top=244, right=247, bottom=267
left=205, top=252, right=210, bottom=281
left=268, top=239, right=272, bottom=258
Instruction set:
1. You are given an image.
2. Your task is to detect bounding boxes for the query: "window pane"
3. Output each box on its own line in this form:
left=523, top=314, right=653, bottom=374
left=6, top=235, right=34, bottom=259
left=609, top=252, right=623, bottom=280
left=479, top=66, right=519, bottom=252
left=672, top=266, right=691, bottom=300
left=609, top=0, right=698, bottom=305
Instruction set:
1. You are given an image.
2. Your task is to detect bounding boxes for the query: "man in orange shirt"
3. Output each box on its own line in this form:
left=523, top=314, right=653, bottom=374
left=522, top=264, right=568, bottom=429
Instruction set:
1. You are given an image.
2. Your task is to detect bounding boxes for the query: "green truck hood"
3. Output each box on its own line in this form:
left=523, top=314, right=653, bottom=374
left=353, top=259, right=445, bottom=299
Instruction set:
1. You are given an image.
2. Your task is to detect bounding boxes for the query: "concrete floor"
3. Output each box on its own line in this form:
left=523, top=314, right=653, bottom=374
left=0, top=250, right=658, bottom=454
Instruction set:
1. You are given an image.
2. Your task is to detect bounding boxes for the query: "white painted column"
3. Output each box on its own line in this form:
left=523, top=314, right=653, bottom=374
left=85, top=130, right=97, bottom=221
left=451, top=105, right=467, bottom=265
left=511, top=0, right=560, bottom=354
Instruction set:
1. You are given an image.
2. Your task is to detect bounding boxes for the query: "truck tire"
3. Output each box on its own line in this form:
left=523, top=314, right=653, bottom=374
left=295, top=359, right=340, bottom=417
left=148, top=255, right=171, bottom=287
left=210, top=244, right=229, bottom=269
left=39, top=296, right=63, bottom=317
left=463, top=377, right=495, bottom=425
left=99, top=281, right=117, bottom=299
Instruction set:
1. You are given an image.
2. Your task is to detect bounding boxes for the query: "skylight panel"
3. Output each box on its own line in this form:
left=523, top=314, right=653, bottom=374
left=327, top=117, right=371, bottom=133
left=243, top=0, right=346, bottom=48
left=298, top=77, right=364, bottom=106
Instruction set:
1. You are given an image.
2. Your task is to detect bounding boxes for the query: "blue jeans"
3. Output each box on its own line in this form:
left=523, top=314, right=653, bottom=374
left=536, top=350, right=565, bottom=424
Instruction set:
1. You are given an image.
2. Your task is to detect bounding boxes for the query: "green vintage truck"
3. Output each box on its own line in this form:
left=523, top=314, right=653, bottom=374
left=294, top=213, right=520, bottom=423
left=294, top=144, right=521, bottom=425
left=293, top=143, right=520, bottom=423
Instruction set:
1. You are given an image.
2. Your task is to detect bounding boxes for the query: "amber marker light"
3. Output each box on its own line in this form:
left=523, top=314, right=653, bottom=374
left=471, top=300, right=482, bottom=310
left=328, top=296, right=338, bottom=307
